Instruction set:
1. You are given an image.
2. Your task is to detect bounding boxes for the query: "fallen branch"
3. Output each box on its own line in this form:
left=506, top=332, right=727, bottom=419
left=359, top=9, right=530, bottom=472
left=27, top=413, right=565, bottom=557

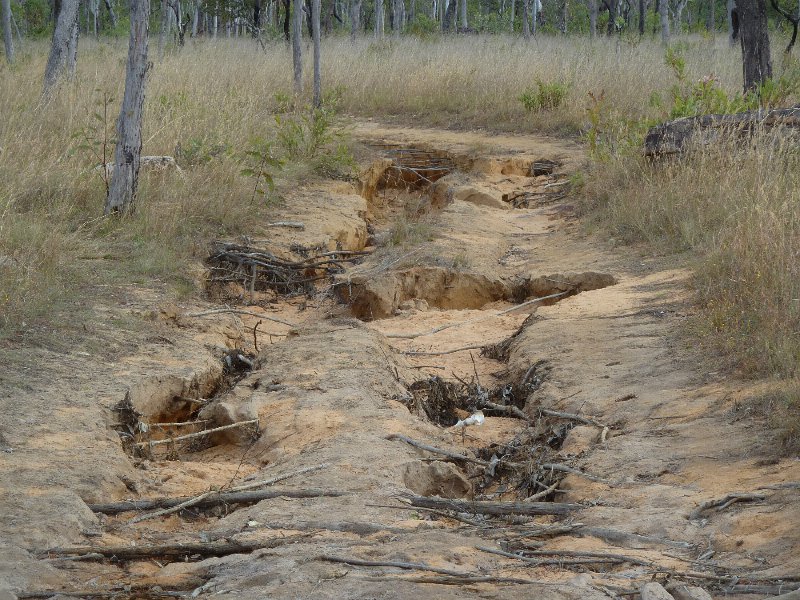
left=135, top=419, right=259, bottom=448
left=129, top=463, right=329, bottom=524
left=503, top=523, right=585, bottom=539
left=368, top=502, right=488, bottom=528
left=538, top=408, right=606, bottom=428
left=146, top=420, right=210, bottom=428
left=19, top=588, right=187, bottom=599
left=523, top=481, right=559, bottom=502
left=401, top=494, right=581, bottom=517
left=506, top=547, right=653, bottom=567
left=689, top=493, right=766, bottom=520
left=386, top=291, right=568, bottom=339
left=44, top=534, right=309, bottom=561
left=385, top=433, right=492, bottom=467
left=402, top=344, right=486, bottom=356
left=576, top=526, right=693, bottom=549
left=267, top=221, right=305, bottom=229
left=318, top=554, right=479, bottom=577
left=540, top=463, right=611, bottom=484
left=644, top=104, right=800, bottom=157
left=480, top=399, right=531, bottom=422
left=365, top=574, right=550, bottom=585
left=185, top=307, right=297, bottom=328
left=88, top=487, right=346, bottom=515
left=477, top=545, right=643, bottom=566
left=757, top=481, right=800, bottom=490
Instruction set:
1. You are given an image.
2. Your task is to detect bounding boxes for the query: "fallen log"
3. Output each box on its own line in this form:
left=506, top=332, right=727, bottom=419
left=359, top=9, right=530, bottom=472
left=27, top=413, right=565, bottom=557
left=401, top=493, right=581, bottom=517
left=129, top=463, right=329, bottom=524
left=644, top=105, right=800, bottom=157
left=385, top=433, right=492, bottom=467
left=44, top=534, right=309, bottom=561
left=688, top=492, right=766, bottom=520
left=87, top=487, right=347, bottom=515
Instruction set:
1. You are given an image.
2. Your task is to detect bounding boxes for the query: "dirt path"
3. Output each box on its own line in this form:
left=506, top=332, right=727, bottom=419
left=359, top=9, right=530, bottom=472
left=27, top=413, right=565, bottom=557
left=0, top=124, right=798, bottom=600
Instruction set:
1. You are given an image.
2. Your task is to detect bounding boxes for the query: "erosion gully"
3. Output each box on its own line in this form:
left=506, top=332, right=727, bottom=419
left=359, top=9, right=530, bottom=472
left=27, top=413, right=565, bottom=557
left=7, top=125, right=800, bottom=600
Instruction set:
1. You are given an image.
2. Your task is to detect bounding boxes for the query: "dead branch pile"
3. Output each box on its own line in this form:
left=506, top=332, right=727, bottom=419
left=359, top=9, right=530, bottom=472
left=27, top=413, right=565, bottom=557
left=206, top=241, right=369, bottom=295
left=372, top=144, right=455, bottom=187
left=502, top=182, right=570, bottom=208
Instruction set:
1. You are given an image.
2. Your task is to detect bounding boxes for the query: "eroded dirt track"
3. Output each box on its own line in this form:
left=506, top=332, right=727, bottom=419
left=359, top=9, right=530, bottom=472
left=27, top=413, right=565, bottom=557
left=1, top=125, right=798, bottom=600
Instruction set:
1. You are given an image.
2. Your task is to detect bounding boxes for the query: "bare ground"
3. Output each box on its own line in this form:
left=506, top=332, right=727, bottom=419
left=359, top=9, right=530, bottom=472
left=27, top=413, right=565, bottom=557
left=0, top=123, right=798, bottom=600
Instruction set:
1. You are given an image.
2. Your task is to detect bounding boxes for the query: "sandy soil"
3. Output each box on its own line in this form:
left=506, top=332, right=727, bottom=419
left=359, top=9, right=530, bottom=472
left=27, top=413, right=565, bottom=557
left=0, top=124, right=797, bottom=600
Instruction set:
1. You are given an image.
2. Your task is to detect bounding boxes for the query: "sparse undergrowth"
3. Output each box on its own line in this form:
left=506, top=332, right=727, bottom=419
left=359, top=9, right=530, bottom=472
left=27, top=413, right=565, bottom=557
left=2, top=36, right=799, bottom=444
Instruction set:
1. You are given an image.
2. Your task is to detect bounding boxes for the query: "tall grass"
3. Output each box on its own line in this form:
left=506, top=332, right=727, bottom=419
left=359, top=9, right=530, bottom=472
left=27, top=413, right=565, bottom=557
left=0, top=34, right=796, bottom=386
left=585, top=136, right=800, bottom=377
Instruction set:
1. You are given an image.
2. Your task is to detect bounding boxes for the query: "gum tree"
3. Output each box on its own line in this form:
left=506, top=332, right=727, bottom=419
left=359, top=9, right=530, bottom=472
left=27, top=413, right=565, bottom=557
left=105, top=0, right=150, bottom=214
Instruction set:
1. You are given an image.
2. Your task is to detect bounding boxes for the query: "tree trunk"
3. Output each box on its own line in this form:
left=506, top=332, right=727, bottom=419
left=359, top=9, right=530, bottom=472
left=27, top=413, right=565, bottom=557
left=607, top=0, right=616, bottom=33
left=105, top=0, right=150, bottom=215
left=392, top=0, right=400, bottom=34
left=2, top=0, right=13, bottom=64
left=443, top=0, right=455, bottom=30
left=588, top=0, right=596, bottom=37
left=460, top=0, right=467, bottom=28
left=191, top=0, right=199, bottom=36
left=292, top=0, right=302, bottom=95
left=350, top=0, right=360, bottom=41
left=375, top=0, right=384, bottom=37
left=638, top=0, right=645, bottom=34
left=253, top=0, right=262, bottom=34
left=509, top=0, right=515, bottom=32
left=560, top=0, right=567, bottom=32
left=738, top=0, right=771, bottom=92
left=706, top=0, right=715, bottom=31
left=312, top=0, right=320, bottom=108
left=659, top=0, right=669, bottom=43
left=728, top=0, right=739, bottom=44
left=43, top=0, right=79, bottom=93
left=522, top=0, right=529, bottom=37
left=104, top=0, right=118, bottom=27
left=158, top=0, right=168, bottom=56
left=532, top=0, right=537, bottom=34
left=283, top=0, right=290, bottom=40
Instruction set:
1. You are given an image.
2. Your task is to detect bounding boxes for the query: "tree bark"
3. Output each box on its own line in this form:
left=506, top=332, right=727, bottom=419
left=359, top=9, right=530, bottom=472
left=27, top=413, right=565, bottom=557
left=43, top=0, right=80, bottom=93
left=2, top=0, right=13, bottom=64
left=728, top=0, right=738, bottom=44
left=706, top=0, right=715, bottom=31
left=522, top=0, right=529, bottom=37
left=350, top=0, right=361, bottom=42
left=443, top=0, right=455, bottom=29
left=292, top=0, right=302, bottom=95
left=253, top=0, right=262, bottom=34
left=509, top=0, right=515, bottom=32
left=638, top=0, right=645, bottom=34
left=589, top=0, right=597, bottom=37
left=375, top=0, right=384, bottom=36
left=105, top=0, right=149, bottom=215
left=738, top=0, right=771, bottom=92
left=158, top=0, right=168, bottom=57
left=659, top=0, right=669, bottom=43
left=312, top=0, right=320, bottom=108
left=104, top=0, right=118, bottom=27
left=460, top=0, right=467, bottom=29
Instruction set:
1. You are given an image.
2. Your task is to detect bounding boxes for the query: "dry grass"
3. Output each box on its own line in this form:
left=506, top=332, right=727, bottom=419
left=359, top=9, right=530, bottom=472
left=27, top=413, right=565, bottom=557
left=584, top=136, right=800, bottom=377
left=1, top=35, right=797, bottom=382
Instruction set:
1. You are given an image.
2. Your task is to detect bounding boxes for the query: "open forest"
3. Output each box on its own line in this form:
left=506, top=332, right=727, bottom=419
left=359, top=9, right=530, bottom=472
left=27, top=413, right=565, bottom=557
left=0, top=0, right=799, bottom=596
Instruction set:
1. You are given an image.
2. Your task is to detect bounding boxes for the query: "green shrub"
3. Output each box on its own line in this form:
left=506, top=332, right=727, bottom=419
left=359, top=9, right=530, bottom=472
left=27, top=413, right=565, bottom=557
left=519, top=79, right=569, bottom=112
